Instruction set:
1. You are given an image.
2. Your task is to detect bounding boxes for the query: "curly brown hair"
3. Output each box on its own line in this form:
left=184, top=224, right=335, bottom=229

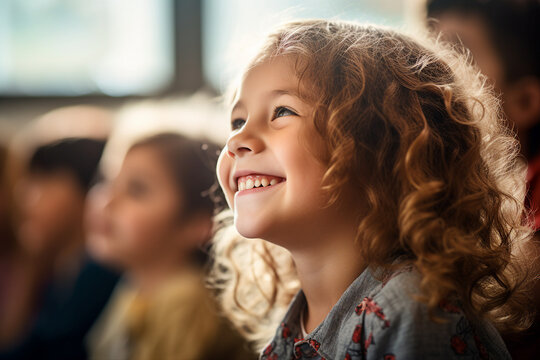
left=211, top=19, right=535, bottom=348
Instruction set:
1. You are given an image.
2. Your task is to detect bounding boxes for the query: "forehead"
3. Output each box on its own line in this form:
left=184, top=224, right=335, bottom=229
left=122, top=147, right=162, bottom=173
left=233, top=56, right=301, bottom=105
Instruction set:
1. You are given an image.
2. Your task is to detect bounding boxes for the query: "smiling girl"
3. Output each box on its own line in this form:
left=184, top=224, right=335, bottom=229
left=213, top=20, right=534, bottom=359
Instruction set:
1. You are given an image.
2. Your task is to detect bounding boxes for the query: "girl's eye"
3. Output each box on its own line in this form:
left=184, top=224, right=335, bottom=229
left=231, top=118, right=245, bottom=130
left=273, top=106, right=297, bottom=119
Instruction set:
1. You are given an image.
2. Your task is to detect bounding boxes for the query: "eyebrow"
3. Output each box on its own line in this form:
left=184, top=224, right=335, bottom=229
left=231, top=100, right=244, bottom=114
left=231, top=88, right=301, bottom=114
left=270, top=88, right=301, bottom=98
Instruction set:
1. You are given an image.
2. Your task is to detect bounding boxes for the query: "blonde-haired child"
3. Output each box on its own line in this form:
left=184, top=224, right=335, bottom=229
left=213, top=20, right=534, bottom=359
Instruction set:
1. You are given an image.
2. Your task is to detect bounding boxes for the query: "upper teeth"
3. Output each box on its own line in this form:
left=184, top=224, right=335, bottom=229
left=237, top=175, right=282, bottom=191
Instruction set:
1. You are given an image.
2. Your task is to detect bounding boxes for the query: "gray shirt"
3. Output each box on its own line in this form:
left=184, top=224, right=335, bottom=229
left=260, top=266, right=511, bottom=359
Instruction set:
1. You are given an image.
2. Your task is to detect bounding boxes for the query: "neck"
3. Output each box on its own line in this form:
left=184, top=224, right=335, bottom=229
left=289, top=218, right=366, bottom=334
left=129, top=256, right=193, bottom=295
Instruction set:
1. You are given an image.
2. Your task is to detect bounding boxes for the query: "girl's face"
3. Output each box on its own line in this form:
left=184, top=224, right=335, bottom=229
left=97, top=147, right=187, bottom=269
left=218, top=56, right=351, bottom=248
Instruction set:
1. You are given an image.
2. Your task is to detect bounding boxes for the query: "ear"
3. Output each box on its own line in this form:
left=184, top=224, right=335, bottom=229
left=504, top=76, right=540, bottom=131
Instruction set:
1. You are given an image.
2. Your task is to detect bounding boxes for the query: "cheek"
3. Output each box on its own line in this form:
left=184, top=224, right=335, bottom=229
left=109, top=200, right=178, bottom=263
left=113, top=206, right=163, bottom=244
left=217, top=149, right=234, bottom=208
left=280, top=139, right=327, bottom=203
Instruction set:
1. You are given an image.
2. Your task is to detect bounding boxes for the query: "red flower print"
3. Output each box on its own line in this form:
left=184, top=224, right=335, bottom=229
left=309, top=339, right=321, bottom=350
left=261, top=342, right=277, bottom=360
left=355, top=297, right=390, bottom=328
left=474, top=335, right=489, bottom=359
left=281, top=323, right=291, bottom=338
left=451, top=335, right=467, bottom=355
left=384, top=355, right=396, bottom=360
left=345, top=354, right=352, bottom=360
left=352, top=325, right=362, bottom=343
left=365, top=332, right=373, bottom=350
left=294, top=346, right=302, bottom=359
left=263, top=343, right=273, bottom=355
left=294, top=337, right=304, bottom=343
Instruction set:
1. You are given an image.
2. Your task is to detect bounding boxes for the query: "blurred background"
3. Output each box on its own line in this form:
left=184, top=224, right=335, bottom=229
left=0, top=0, right=423, bottom=127
left=0, top=0, right=538, bottom=359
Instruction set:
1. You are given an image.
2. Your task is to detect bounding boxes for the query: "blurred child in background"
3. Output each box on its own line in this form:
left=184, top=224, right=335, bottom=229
left=0, top=138, right=119, bottom=360
left=426, top=1, right=540, bottom=357
left=86, top=133, right=254, bottom=360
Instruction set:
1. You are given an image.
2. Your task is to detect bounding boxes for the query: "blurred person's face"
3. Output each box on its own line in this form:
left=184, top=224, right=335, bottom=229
left=432, top=13, right=540, bottom=132
left=432, top=13, right=504, bottom=88
left=16, top=172, right=85, bottom=255
left=98, top=147, right=200, bottom=271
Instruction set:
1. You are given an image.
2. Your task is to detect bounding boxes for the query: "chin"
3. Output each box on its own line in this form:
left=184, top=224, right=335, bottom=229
left=234, top=218, right=264, bottom=239
left=233, top=212, right=274, bottom=240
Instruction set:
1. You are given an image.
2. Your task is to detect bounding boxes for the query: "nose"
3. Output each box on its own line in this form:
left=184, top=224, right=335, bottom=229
left=226, top=122, right=264, bottom=159
left=98, top=182, right=115, bottom=212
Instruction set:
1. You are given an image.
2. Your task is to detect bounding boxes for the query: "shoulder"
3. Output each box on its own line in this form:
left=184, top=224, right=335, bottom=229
left=143, top=275, right=253, bottom=360
left=149, top=273, right=219, bottom=328
left=369, top=267, right=423, bottom=317
left=342, top=268, right=510, bottom=360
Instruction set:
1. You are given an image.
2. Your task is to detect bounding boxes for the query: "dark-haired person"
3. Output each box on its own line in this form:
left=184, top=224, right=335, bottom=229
left=426, top=1, right=540, bottom=358
left=0, top=138, right=119, bottom=360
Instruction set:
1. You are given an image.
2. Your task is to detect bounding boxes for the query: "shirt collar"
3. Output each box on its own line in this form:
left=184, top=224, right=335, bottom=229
left=276, top=266, right=383, bottom=358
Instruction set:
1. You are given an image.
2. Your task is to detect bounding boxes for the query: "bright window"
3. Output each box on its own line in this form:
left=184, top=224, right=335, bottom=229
left=202, top=0, right=409, bottom=92
left=0, top=0, right=174, bottom=96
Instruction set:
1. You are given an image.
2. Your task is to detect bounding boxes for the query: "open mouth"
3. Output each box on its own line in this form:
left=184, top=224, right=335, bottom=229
left=236, top=174, right=285, bottom=192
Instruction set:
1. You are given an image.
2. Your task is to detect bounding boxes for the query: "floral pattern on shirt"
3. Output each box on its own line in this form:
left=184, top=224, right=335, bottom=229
left=260, top=267, right=510, bottom=360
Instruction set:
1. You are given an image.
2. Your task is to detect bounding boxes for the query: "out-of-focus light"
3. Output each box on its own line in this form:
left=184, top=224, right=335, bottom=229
left=0, top=0, right=174, bottom=96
